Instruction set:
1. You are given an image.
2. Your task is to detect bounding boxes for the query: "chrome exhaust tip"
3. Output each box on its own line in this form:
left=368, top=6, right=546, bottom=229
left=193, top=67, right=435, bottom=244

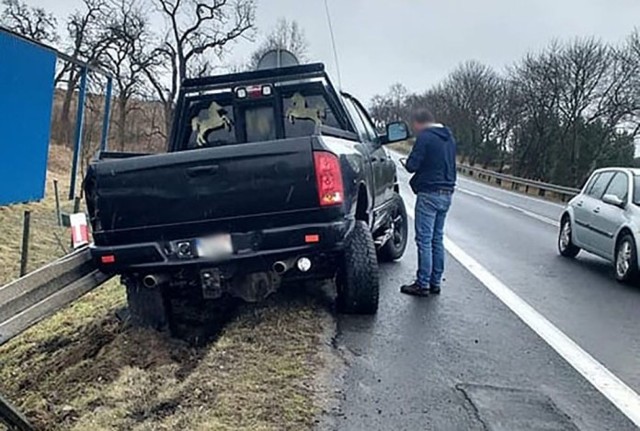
left=142, top=274, right=168, bottom=288
left=273, top=261, right=288, bottom=275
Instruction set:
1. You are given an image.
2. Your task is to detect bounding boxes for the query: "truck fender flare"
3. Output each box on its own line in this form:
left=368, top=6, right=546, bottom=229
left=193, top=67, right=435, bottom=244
left=355, top=183, right=370, bottom=226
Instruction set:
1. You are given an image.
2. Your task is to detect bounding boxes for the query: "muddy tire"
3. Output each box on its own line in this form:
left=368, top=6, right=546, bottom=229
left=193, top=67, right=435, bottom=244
left=165, top=286, right=240, bottom=346
left=337, top=221, right=379, bottom=314
left=123, top=276, right=169, bottom=331
left=379, top=193, right=409, bottom=262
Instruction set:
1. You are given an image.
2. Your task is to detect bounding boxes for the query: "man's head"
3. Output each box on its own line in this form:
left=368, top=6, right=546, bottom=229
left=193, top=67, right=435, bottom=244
left=412, top=109, right=436, bottom=133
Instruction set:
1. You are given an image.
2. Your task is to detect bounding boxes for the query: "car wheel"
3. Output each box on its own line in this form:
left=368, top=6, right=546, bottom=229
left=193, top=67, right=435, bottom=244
left=558, top=216, right=580, bottom=258
left=379, top=193, right=409, bottom=262
left=337, top=220, right=380, bottom=314
left=615, top=233, right=639, bottom=283
left=123, top=275, right=169, bottom=331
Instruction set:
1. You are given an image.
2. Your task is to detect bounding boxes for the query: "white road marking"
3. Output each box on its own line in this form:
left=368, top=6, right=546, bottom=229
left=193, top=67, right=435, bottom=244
left=456, top=187, right=560, bottom=227
left=402, top=191, right=640, bottom=428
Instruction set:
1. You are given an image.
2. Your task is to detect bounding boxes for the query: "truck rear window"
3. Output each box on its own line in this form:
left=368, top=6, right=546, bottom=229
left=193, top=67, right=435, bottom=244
left=282, top=91, right=340, bottom=138
left=183, top=84, right=342, bottom=150
left=188, top=97, right=237, bottom=148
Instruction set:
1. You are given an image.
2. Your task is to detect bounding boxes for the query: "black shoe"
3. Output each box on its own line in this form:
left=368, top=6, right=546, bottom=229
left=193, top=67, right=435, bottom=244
left=429, top=284, right=441, bottom=294
left=400, top=282, right=429, bottom=297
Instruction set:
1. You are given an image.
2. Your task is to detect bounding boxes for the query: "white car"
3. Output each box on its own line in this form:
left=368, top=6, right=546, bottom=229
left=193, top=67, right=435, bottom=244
left=558, top=168, right=640, bottom=282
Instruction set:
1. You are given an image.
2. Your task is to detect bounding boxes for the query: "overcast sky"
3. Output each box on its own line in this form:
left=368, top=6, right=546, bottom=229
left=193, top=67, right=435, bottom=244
left=28, top=0, right=640, bottom=103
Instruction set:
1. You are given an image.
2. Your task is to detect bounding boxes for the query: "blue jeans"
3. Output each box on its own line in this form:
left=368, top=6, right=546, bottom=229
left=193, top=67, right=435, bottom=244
left=415, top=191, right=452, bottom=288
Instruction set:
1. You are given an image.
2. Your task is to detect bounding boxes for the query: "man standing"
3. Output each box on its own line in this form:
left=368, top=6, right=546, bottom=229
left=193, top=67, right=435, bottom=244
left=401, top=109, right=457, bottom=296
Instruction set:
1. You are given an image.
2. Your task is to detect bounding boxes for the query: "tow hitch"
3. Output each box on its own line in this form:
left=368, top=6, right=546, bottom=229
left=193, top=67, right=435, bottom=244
left=201, top=268, right=223, bottom=299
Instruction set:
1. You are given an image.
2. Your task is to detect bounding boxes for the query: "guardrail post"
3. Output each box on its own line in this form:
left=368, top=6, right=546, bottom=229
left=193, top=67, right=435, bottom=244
left=100, top=77, right=113, bottom=152
left=68, top=66, right=88, bottom=200
left=19, top=211, right=31, bottom=277
left=54, top=179, right=61, bottom=226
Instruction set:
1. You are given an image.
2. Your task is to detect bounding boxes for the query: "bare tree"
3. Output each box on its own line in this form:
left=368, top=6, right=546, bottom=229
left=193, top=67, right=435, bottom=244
left=434, top=61, right=503, bottom=166
left=369, top=34, right=639, bottom=187
left=0, top=0, right=58, bottom=43
left=248, top=18, right=308, bottom=70
left=144, top=0, right=256, bottom=140
left=621, top=29, right=640, bottom=139
left=369, top=83, right=410, bottom=127
left=101, top=0, right=156, bottom=151
left=55, top=0, right=112, bottom=147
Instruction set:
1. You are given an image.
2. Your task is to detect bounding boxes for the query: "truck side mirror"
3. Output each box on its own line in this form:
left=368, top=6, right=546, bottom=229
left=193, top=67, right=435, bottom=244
left=384, top=121, right=410, bottom=144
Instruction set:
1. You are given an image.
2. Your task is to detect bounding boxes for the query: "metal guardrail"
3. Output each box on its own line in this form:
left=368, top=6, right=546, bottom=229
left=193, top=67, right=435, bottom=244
left=457, top=164, right=581, bottom=202
left=0, top=246, right=112, bottom=430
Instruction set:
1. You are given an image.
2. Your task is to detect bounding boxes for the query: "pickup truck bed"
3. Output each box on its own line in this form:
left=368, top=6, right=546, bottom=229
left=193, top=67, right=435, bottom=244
left=88, top=137, right=324, bottom=245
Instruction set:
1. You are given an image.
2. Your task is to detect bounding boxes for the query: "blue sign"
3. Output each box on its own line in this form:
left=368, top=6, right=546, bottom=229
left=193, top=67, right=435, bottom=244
left=0, top=30, right=56, bottom=206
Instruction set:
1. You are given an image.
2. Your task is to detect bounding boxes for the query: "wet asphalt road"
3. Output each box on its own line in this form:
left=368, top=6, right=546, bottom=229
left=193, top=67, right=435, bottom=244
left=328, top=154, right=639, bottom=430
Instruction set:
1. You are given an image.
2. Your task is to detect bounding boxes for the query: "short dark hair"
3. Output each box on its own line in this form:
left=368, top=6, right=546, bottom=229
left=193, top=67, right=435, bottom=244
left=412, top=109, right=435, bottom=124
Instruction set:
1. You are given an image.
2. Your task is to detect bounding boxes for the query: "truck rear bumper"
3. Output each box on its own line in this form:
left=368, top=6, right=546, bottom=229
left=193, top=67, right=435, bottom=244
left=90, top=219, right=353, bottom=275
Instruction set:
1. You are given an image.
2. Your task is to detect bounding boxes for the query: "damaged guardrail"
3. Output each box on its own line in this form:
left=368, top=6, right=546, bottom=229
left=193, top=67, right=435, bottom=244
left=457, top=164, right=581, bottom=202
left=0, top=246, right=111, bottom=346
left=0, top=246, right=112, bottom=431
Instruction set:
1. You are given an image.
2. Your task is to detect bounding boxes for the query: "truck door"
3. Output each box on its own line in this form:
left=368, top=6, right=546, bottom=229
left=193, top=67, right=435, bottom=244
left=342, top=97, right=387, bottom=210
left=351, top=98, right=396, bottom=206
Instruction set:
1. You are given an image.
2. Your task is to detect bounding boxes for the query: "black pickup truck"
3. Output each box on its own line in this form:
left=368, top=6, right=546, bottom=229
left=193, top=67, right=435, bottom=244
left=85, top=63, right=409, bottom=333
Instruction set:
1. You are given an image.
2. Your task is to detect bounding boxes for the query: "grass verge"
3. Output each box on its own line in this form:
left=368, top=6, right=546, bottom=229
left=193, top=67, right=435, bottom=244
left=0, top=282, right=334, bottom=430
left=0, top=145, right=77, bottom=285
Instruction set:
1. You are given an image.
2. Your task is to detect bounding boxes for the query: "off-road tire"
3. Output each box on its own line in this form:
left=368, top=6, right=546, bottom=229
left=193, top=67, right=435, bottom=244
left=337, top=221, right=379, bottom=314
left=165, top=290, right=238, bottom=346
left=615, top=233, right=639, bottom=283
left=379, top=193, right=409, bottom=262
left=123, top=275, right=169, bottom=331
left=558, top=215, right=580, bottom=258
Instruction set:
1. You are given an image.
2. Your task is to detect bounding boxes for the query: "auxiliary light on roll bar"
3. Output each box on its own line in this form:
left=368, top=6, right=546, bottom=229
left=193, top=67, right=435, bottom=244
left=235, top=84, right=273, bottom=99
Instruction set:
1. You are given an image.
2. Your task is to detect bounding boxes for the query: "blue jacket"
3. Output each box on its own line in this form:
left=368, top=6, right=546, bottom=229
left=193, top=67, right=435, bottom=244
left=405, top=125, right=457, bottom=194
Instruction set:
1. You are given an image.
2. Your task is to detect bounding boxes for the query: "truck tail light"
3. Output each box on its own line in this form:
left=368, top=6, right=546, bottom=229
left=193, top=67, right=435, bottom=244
left=313, top=152, right=344, bottom=207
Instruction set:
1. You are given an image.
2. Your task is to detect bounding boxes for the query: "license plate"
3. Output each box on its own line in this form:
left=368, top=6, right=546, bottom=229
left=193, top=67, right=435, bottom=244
left=196, top=234, right=233, bottom=259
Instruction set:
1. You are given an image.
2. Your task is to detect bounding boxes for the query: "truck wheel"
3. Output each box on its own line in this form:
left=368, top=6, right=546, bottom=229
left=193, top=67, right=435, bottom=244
left=123, top=276, right=169, bottom=331
left=337, top=221, right=380, bottom=314
left=379, top=193, right=408, bottom=262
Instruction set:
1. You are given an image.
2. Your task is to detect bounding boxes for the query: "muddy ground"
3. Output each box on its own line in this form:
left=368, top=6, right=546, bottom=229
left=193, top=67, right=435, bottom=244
left=0, top=280, right=339, bottom=430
